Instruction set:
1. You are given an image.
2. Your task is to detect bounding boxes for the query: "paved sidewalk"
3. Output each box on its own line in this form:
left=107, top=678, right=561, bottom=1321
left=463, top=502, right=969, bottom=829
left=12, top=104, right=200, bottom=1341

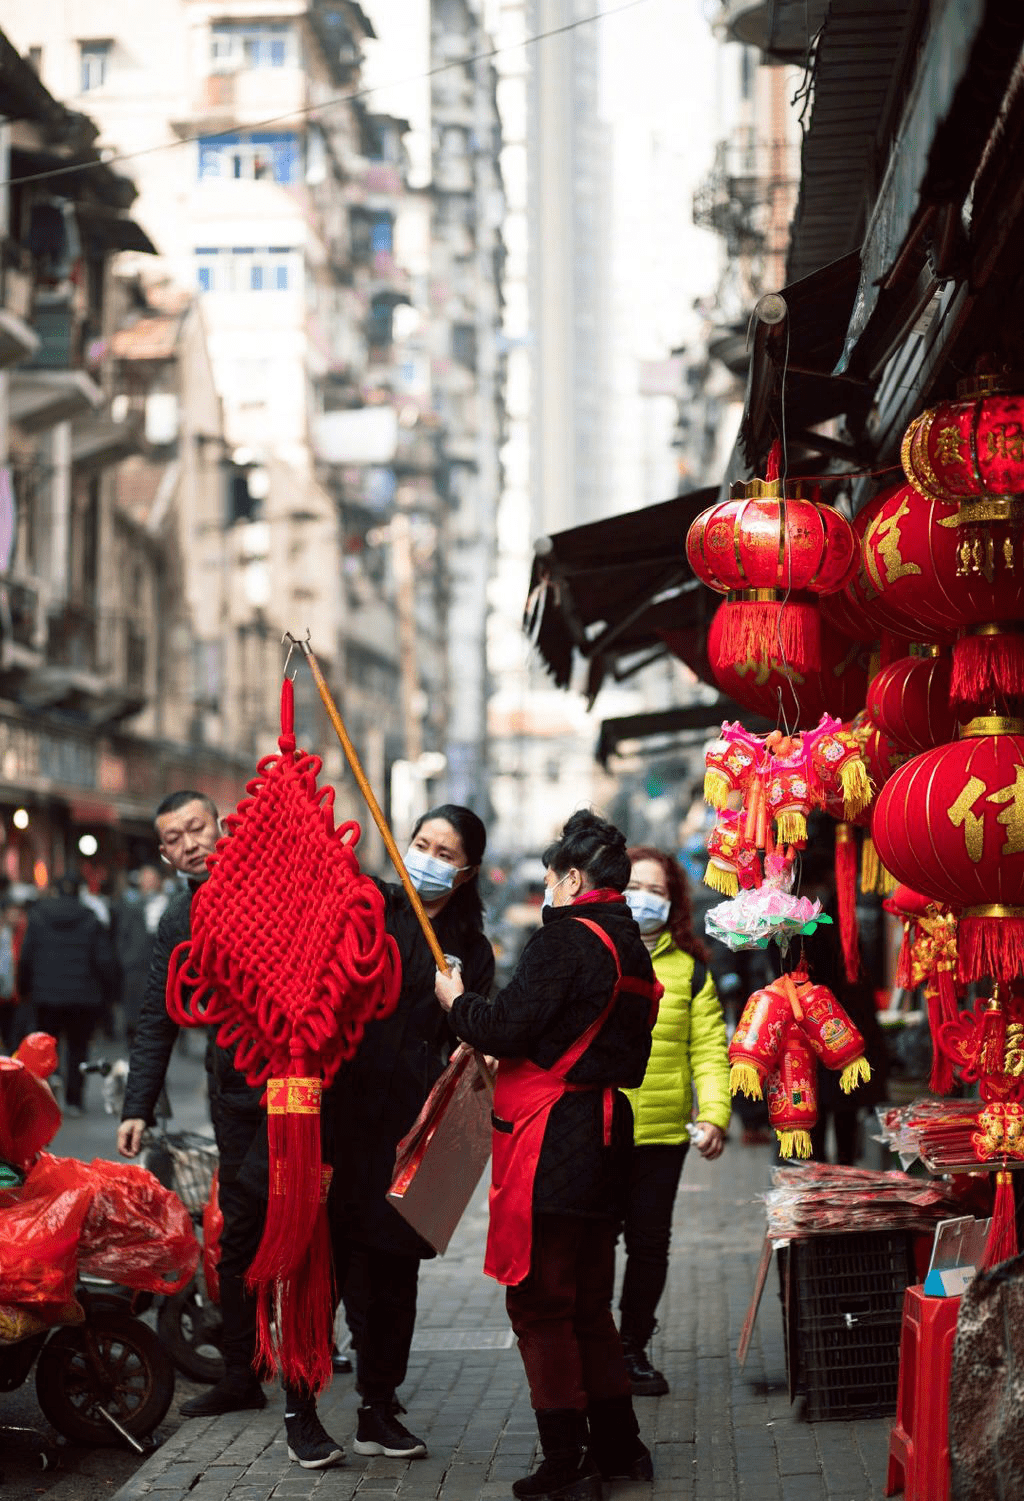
left=114, top=1139, right=893, bottom=1501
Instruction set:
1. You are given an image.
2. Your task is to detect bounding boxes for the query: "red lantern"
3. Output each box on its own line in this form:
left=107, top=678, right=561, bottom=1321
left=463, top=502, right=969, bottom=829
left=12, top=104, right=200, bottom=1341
left=871, top=720, right=1024, bottom=984
left=861, top=483, right=1024, bottom=707
left=686, top=453, right=857, bottom=672
left=866, top=653, right=961, bottom=754
left=707, top=603, right=870, bottom=726
left=902, top=376, right=1024, bottom=506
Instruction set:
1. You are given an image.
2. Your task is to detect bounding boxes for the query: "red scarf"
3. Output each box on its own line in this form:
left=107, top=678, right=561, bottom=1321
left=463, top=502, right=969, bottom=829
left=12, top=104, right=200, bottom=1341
left=572, top=888, right=624, bottom=906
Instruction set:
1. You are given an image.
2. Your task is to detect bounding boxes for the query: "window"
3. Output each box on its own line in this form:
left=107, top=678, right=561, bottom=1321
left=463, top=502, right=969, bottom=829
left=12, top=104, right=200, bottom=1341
left=350, top=209, right=393, bottom=261
left=195, top=247, right=298, bottom=294
left=197, top=132, right=300, bottom=184
left=210, top=22, right=296, bottom=70
left=79, top=40, right=110, bottom=92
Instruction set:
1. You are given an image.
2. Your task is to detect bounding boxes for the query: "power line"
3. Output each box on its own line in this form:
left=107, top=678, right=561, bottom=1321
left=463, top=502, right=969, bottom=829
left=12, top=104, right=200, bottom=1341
left=2, top=0, right=654, bottom=193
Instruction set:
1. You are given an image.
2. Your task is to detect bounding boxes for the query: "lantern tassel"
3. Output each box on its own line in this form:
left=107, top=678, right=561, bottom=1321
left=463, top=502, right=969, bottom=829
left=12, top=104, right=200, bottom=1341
left=895, top=922, right=913, bottom=990
left=925, top=985, right=956, bottom=1095
left=777, top=1129, right=813, bottom=1159
left=835, top=826, right=860, bottom=983
left=860, top=835, right=881, bottom=895
left=959, top=914, right=1024, bottom=986
left=950, top=630, right=1024, bottom=710
left=839, top=758, right=873, bottom=820
left=719, top=597, right=822, bottom=675
left=704, top=862, right=739, bottom=896
left=775, top=811, right=808, bottom=845
left=730, top=1062, right=764, bottom=1099
left=980, top=997, right=1008, bottom=1079
left=704, top=769, right=733, bottom=809
left=839, top=1056, right=871, bottom=1094
left=981, top=1169, right=1019, bottom=1271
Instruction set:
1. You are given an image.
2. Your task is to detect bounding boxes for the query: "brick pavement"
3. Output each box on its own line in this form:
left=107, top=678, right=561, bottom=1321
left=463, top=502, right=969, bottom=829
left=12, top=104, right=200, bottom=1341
left=114, top=1139, right=894, bottom=1501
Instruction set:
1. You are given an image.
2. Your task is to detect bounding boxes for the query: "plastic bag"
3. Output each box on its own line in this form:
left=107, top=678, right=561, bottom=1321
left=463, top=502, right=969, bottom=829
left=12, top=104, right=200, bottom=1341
left=0, top=1055, right=62, bottom=1171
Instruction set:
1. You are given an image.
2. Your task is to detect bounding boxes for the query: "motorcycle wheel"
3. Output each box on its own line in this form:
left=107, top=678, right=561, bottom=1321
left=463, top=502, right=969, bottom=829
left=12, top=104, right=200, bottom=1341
left=35, top=1311, right=175, bottom=1445
left=157, top=1274, right=225, bottom=1384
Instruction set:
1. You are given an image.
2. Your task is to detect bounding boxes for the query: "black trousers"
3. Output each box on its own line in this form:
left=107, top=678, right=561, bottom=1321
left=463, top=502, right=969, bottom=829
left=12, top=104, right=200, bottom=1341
left=618, top=1142, right=688, bottom=1347
left=35, top=1004, right=95, bottom=1107
left=328, top=1196, right=421, bottom=1406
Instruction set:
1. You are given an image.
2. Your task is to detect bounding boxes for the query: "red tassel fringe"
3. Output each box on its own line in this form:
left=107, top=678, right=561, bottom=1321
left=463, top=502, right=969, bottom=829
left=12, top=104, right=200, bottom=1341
left=925, top=987, right=956, bottom=1095
left=981, top=1169, right=1019, bottom=1271
left=720, top=598, right=821, bottom=673
left=950, top=630, right=1024, bottom=708
left=835, top=830, right=859, bottom=984
left=254, top=1201, right=335, bottom=1393
left=980, top=1001, right=1008, bottom=1079
left=958, top=915, right=1024, bottom=986
left=895, top=923, right=913, bottom=990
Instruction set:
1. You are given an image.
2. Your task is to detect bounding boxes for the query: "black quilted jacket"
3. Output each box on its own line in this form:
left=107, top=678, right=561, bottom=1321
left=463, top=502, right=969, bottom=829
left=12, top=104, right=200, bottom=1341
left=450, top=897, right=656, bottom=1219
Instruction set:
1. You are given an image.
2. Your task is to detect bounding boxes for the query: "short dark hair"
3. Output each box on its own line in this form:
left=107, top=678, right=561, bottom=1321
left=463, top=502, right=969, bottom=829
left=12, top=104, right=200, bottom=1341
left=543, top=810, right=630, bottom=891
left=154, top=790, right=219, bottom=825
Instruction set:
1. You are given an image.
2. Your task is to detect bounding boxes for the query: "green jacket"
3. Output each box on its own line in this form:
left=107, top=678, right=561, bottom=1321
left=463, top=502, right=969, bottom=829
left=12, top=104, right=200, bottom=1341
left=622, top=933, right=731, bottom=1144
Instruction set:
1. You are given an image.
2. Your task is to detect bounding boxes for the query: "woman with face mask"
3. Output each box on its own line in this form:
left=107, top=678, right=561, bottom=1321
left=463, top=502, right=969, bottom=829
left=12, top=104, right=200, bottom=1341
left=327, top=804, right=494, bottom=1462
left=435, top=810, right=660, bottom=1501
left=617, top=845, right=731, bottom=1398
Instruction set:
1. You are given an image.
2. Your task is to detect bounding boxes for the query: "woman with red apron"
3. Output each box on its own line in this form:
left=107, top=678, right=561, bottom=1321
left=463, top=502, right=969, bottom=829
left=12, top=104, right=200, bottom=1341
left=436, top=810, right=661, bottom=1501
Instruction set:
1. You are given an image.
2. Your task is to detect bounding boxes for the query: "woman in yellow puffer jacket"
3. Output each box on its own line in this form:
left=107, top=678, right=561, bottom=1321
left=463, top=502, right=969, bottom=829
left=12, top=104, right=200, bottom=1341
left=618, top=846, right=731, bottom=1397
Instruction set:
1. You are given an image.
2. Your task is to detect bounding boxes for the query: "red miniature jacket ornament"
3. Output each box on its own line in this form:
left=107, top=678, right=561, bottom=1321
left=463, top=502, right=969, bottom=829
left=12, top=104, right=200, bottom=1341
left=166, top=677, right=401, bottom=1392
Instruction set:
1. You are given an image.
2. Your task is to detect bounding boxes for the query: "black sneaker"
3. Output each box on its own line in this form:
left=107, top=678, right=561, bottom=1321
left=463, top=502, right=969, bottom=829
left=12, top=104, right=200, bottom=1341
left=285, top=1405, right=345, bottom=1469
left=622, top=1343, right=669, bottom=1398
left=353, top=1402, right=427, bottom=1458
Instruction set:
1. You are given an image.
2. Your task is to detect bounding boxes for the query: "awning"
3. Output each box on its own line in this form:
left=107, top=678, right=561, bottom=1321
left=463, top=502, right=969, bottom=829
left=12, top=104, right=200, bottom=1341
left=595, top=701, right=775, bottom=768
left=524, top=489, right=721, bottom=701
left=75, top=205, right=156, bottom=257
left=71, top=416, right=143, bottom=470
left=9, top=369, right=103, bottom=433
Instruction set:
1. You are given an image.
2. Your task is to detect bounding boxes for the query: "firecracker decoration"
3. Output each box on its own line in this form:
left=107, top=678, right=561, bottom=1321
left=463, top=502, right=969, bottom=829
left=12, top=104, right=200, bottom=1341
left=866, top=651, right=960, bottom=755
left=883, top=884, right=960, bottom=1093
left=703, top=723, right=763, bottom=809
left=839, top=714, right=906, bottom=895
left=685, top=443, right=857, bottom=675
left=706, top=602, right=872, bottom=727
left=704, top=808, right=762, bottom=895
left=872, top=719, right=1024, bottom=987
left=165, top=677, right=401, bottom=1392
left=860, top=476, right=1024, bottom=709
left=728, top=971, right=871, bottom=1157
left=765, top=1022, right=819, bottom=1159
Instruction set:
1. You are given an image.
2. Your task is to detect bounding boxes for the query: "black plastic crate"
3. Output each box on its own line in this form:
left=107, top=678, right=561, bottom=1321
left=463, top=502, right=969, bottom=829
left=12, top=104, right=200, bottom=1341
left=800, top=1311, right=904, bottom=1421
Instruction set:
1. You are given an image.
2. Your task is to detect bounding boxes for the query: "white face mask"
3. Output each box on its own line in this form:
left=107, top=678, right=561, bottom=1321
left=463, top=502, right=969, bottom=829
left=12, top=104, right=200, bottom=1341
left=625, top=889, right=671, bottom=935
left=542, top=873, right=571, bottom=910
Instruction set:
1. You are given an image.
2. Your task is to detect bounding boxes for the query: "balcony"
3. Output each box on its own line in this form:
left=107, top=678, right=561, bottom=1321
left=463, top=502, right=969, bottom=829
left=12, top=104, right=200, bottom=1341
left=0, top=308, right=38, bottom=369
left=15, top=605, right=149, bottom=723
left=714, top=0, right=828, bottom=62
left=173, top=66, right=307, bottom=132
left=693, top=135, right=799, bottom=256
left=9, top=369, right=103, bottom=434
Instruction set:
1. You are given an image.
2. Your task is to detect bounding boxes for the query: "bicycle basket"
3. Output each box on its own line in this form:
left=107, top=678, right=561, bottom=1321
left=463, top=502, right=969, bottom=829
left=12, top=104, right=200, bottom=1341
left=165, top=1132, right=218, bottom=1217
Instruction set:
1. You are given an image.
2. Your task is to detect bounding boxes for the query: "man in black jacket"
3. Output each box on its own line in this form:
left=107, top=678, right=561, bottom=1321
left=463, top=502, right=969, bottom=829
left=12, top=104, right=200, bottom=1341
left=18, top=874, right=119, bottom=1114
left=116, top=790, right=343, bottom=1469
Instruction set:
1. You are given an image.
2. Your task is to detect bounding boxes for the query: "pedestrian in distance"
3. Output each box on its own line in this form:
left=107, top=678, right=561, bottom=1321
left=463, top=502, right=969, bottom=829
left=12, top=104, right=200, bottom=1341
left=435, top=809, right=659, bottom=1501
left=619, top=845, right=731, bottom=1396
left=17, top=872, right=120, bottom=1115
left=326, top=802, right=495, bottom=1460
left=116, top=790, right=346, bottom=1470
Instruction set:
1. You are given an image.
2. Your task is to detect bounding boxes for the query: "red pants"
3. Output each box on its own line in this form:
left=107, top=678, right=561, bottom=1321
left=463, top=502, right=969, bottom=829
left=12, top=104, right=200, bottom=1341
left=505, top=1213, right=632, bottom=1411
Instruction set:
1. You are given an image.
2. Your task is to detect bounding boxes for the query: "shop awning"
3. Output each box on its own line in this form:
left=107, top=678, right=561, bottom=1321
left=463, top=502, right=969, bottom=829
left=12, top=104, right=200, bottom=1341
left=595, top=701, right=775, bottom=768
left=74, top=205, right=157, bottom=257
left=524, top=489, right=721, bottom=702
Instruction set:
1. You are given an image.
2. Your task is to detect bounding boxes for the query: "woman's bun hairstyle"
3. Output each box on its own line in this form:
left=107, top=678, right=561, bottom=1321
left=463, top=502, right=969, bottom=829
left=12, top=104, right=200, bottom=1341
left=543, top=809, right=631, bottom=892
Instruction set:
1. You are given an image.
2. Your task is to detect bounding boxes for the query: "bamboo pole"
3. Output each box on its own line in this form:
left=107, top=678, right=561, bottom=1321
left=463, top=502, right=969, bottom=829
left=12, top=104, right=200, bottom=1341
left=292, top=634, right=449, bottom=975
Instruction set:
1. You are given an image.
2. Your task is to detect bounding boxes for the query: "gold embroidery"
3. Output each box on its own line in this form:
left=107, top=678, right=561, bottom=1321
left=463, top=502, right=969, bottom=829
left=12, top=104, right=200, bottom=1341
left=947, top=776, right=987, bottom=864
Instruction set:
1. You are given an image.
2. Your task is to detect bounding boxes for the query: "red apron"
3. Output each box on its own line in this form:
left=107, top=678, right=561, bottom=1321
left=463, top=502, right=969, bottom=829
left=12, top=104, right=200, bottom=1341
left=483, top=918, right=661, bottom=1287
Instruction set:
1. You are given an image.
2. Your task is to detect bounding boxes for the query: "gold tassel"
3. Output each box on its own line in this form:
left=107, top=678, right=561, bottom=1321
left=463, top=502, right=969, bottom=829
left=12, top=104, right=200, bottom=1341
left=703, top=770, right=732, bottom=809
left=729, top=1063, right=764, bottom=1099
left=879, top=862, right=897, bottom=895
left=775, top=811, right=807, bottom=845
left=839, top=1056, right=872, bottom=1094
left=704, top=862, right=739, bottom=896
left=777, top=1129, right=812, bottom=1159
left=839, top=757, right=873, bottom=820
left=860, top=835, right=881, bottom=894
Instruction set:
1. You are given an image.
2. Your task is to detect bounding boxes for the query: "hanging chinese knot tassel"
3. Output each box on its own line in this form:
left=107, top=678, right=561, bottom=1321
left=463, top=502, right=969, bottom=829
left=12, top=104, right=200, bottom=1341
left=925, top=984, right=956, bottom=1095
left=950, top=628, right=1024, bottom=710
left=834, top=825, right=860, bottom=983
left=979, top=991, right=1009, bottom=1079
left=958, top=909, right=1024, bottom=987
left=981, top=1169, right=1019, bottom=1271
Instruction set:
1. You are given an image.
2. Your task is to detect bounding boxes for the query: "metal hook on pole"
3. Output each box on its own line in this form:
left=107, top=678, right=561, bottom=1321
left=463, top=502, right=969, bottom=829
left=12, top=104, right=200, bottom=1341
left=281, top=628, right=311, bottom=680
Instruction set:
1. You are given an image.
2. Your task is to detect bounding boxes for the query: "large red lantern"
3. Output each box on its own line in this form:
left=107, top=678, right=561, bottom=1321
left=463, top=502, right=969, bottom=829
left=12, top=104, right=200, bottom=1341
left=861, top=483, right=1024, bottom=707
left=686, top=451, right=857, bottom=673
left=838, top=484, right=934, bottom=644
left=866, top=652, right=961, bottom=754
left=707, top=602, right=870, bottom=726
left=902, top=375, right=1024, bottom=506
left=871, top=719, right=1024, bottom=984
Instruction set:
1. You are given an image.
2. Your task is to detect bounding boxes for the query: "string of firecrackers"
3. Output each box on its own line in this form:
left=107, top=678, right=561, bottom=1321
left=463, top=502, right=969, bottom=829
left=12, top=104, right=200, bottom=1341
left=727, top=970, right=871, bottom=1159
left=702, top=713, right=871, bottom=899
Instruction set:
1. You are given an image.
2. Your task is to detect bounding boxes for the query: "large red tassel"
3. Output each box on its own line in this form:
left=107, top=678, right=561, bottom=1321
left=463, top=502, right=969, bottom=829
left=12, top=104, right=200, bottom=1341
left=925, top=985, right=955, bottom=1095
left=895, top=922, right=913, bottom=990
left=719, top=596, right=822, bottom=673
left=834, top=825, right=859, bottom=984
left=950, top=628, right=1024, bottom=709
left=958, top=913, right=1024, bottom=986
left=979, top=990, right=1008, bottom=1079
left=981, top=1168, right=1019, bottom=1270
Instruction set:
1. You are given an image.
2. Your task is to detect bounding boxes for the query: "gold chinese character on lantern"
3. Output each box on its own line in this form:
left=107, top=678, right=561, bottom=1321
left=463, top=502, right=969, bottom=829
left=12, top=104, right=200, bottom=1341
left=864, top=495, right=922, bottom=592
left=988, top=765, right=1024, bottom=857
left=935, top=426, right=965, bottom=465
left=947, top=776, right=986, bottom=863
left=985, top=424, right=1024, bottom=463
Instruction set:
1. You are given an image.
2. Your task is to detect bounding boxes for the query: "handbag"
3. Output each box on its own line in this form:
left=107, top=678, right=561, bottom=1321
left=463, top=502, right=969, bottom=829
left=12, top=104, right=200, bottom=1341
left=388, top=1043, right=493, bottom=1254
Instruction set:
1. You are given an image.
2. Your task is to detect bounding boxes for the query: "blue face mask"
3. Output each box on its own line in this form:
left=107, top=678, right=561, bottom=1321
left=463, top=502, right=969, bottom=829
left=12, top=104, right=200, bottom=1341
left=405, top=847, right=466, bottom=902
left=626, top=889, right=671, bottom=935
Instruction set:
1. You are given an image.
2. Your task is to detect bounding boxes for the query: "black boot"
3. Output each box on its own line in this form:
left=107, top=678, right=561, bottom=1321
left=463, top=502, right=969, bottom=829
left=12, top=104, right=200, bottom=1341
left=587, top=1394, right=653, bottom=1481
left=180, top=1273, right=265, bottom=1417
left=621, top=1335, right=669, bottom=1397
left=512, top=1409, right=602, bottom=1501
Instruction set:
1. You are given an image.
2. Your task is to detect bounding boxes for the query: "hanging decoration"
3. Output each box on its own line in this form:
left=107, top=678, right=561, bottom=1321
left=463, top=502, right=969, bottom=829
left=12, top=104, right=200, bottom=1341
left=871, top=718, right=1024, bottom=987
left=901, top=374, right=1024, bottom=508
left=866, top=651, right=960, bottom=754
left=706, top=601, right=871, bottom=726
left=882, top=883, right=960, bottom=1093
left=686, top=443, right=857, bottom=675
left=728, top=970, right=871, bottom=1158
